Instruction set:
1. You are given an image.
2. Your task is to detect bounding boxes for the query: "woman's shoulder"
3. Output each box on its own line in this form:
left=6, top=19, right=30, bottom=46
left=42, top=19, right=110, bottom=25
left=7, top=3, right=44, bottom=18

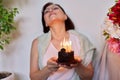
left=31, top=32, right=50, bottom=44
left=68, top=30, right=95, bottom=48
left=32, top=32, right=51, bottom=46
left=32, top=37, right=39, bottom=46
left=68, top=30, right=89, bottom=41
left=38, top=32, right=50, bottom=40
left=31, top=33, right=48, bottom=44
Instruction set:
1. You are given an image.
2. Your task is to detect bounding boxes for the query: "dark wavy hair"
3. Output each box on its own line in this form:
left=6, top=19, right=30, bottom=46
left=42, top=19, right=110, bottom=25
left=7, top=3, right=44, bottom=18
left=42, top=2, right=75, bottom=33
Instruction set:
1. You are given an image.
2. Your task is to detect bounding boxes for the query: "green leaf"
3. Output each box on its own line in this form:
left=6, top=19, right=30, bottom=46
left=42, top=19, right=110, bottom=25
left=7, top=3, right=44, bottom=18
left=0, top=0, right=19, bottom=50
left=0, top=45, right=3, bottom=50
left=0, top=0, right=3, bottom=4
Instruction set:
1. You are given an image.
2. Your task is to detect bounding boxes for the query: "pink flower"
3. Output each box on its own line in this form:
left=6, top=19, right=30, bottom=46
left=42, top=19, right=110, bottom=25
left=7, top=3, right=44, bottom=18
left=107, top=38, right=120, bottom=53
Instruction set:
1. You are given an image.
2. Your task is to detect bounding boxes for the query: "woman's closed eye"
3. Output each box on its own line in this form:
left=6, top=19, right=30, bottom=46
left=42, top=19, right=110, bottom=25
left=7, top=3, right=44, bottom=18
left=52, top=6, right=59, bottom=10
left=44, top=10, right=49, bottom=14
left=44, top=6, right=59, bottom=14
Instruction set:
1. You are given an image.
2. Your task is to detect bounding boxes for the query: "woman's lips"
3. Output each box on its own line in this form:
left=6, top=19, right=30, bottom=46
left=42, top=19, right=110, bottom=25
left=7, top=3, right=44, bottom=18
left=49, top=13, right=56, bottom=20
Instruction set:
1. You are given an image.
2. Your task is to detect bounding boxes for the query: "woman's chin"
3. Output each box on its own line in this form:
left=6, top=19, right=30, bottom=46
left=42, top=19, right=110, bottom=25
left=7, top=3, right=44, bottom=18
left=49, top=19, right=63, bottom=26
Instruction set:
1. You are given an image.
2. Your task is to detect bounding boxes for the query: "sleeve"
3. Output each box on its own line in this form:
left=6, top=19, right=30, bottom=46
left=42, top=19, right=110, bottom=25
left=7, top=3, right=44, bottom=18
left=79, top=34, right=96, bottom=66
left=82, top=49, right=95, bottom=66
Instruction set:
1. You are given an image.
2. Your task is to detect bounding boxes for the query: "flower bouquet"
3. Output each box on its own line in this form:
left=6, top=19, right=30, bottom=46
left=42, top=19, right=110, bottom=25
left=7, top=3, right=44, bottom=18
left=103, top=0, right=120, bottom=54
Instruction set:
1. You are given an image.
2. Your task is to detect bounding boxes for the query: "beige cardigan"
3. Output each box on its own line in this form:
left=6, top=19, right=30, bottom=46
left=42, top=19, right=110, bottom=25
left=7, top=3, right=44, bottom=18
left=37, top=30, right=96, bottom=80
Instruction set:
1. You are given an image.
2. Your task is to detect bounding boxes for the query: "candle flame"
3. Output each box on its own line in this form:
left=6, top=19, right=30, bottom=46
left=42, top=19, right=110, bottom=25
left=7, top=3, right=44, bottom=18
left=60, top=38, right=72, bottom=52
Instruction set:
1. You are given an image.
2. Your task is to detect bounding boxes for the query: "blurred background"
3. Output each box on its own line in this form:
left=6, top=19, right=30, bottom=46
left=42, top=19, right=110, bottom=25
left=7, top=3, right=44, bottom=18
left=0, top=0, right=115, bottom=80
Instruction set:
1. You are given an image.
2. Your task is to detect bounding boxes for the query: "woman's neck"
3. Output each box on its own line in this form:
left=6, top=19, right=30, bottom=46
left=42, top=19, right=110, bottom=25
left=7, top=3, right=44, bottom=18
left=50, top=23, right=69, bottom=41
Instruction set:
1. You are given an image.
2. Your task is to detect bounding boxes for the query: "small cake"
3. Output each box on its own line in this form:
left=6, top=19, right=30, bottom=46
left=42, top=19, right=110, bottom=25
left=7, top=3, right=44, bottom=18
left=57, top=48, right=76, bottom=66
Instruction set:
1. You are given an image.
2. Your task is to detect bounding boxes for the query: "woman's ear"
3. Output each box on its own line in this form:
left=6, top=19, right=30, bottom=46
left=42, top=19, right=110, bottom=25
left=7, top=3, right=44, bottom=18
left=46, top=24, right=48, bottom=27
left=65, top=15, right=67, bottom=20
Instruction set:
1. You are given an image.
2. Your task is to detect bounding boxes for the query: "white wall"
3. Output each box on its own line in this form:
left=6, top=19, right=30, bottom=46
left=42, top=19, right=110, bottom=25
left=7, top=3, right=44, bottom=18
left=0, top=0, right=115, bottom=80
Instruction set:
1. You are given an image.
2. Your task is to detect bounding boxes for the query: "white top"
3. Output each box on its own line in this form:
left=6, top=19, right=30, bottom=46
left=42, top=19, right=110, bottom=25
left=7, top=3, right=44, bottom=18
left=42, top=33, right=80, bottom=80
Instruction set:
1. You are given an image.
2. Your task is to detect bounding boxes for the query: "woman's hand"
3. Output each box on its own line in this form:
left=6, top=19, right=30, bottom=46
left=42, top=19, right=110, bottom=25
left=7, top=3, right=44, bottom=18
left=70, top=56, right=82, bottom=67
left=47, top=57, right=59, bottom=72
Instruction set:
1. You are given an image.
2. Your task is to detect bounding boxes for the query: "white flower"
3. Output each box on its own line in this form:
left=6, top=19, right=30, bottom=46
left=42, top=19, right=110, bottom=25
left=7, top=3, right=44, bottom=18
left=103, top=17, right=120, bottom=39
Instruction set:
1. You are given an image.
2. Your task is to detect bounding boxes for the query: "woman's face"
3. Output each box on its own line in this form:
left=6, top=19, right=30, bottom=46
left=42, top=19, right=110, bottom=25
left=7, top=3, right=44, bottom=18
left=43, top=4, right=67, bottom=26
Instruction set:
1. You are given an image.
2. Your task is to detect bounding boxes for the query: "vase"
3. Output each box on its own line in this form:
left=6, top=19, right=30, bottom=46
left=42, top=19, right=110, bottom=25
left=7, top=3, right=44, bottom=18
left=0, top=72, right=15, bottom=80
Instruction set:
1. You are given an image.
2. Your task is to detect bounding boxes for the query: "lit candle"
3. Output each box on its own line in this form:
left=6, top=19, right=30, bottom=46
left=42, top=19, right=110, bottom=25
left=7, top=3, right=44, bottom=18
left=60, top=38, right=72, bottom=52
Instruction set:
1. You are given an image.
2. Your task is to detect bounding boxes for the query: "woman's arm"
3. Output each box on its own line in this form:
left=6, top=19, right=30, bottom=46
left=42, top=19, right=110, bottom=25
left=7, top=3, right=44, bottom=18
left=30, top=38, right=50, bottom=80
left=30, top=38, right=59, bottom=80
left=75, top=62, right=94, bottom=80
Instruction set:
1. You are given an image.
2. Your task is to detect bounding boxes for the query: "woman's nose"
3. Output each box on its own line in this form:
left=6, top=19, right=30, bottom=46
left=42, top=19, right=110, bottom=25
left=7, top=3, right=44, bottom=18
left=49, top=8, right=53, bottom=12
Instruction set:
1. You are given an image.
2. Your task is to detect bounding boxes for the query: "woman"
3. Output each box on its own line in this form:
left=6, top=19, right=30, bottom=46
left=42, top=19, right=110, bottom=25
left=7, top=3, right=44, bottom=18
left=30, top=2, right=96, bottom=80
